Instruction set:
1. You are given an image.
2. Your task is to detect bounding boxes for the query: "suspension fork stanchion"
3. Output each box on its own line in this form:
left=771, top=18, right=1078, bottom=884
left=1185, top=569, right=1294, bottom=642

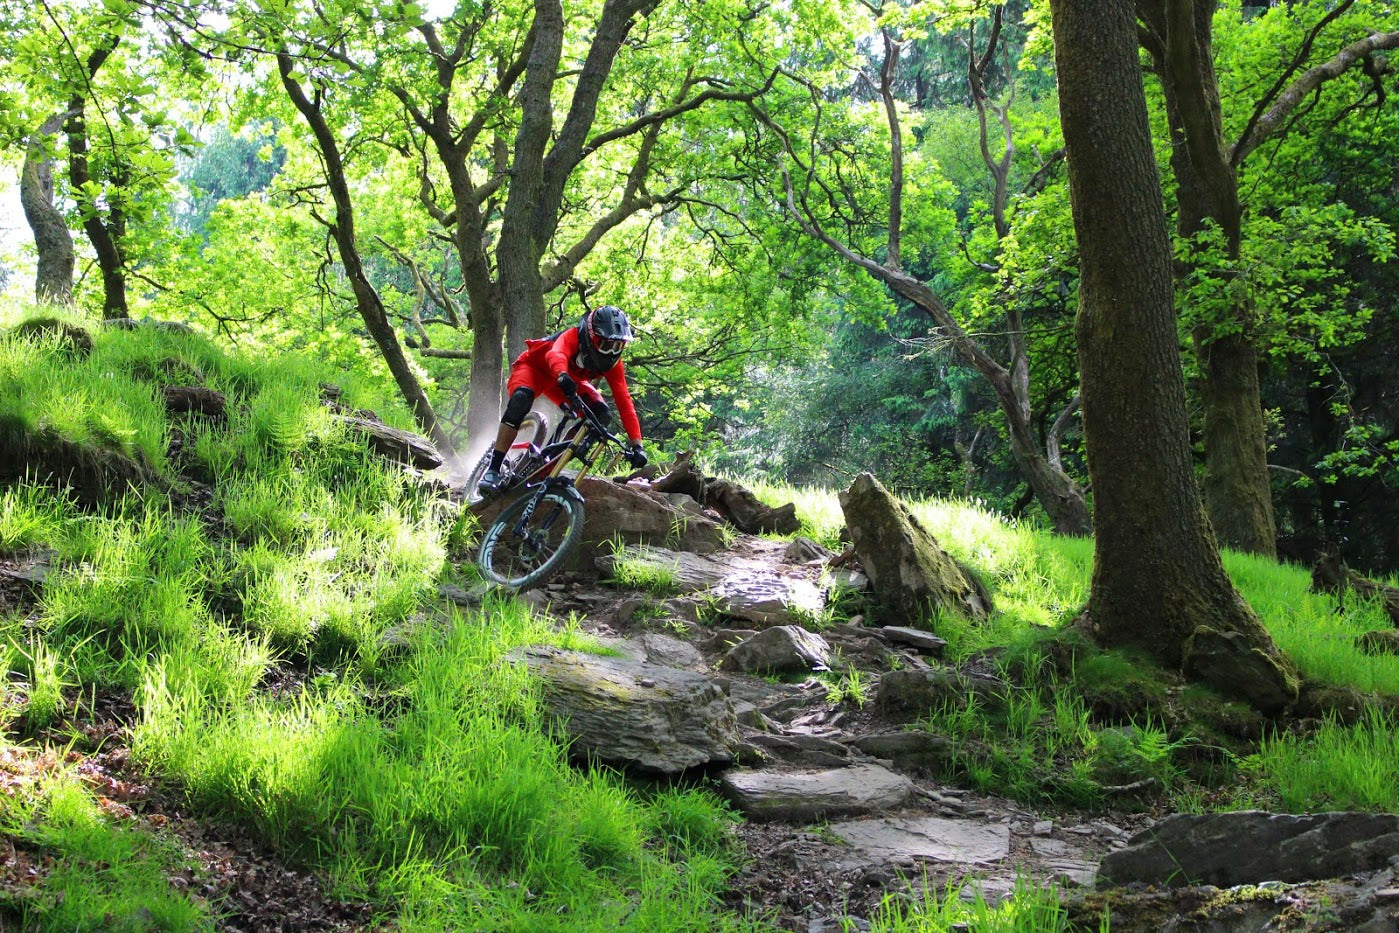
left=513, top=439, right=582, bottom=537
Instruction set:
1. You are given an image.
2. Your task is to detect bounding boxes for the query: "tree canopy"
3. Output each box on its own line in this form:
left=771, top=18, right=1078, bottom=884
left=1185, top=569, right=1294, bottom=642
left=4, top=0, right=1397, bottom=573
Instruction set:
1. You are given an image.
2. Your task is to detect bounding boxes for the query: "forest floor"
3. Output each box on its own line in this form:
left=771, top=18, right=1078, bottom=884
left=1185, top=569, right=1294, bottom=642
left=0, top=553, right=376, bottom=932
left=507, top=535, right=1151, bottom=929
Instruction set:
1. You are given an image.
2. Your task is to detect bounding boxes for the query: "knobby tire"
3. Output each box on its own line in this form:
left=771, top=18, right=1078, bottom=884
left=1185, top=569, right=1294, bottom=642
left=477, top=489, right=585, bottom=590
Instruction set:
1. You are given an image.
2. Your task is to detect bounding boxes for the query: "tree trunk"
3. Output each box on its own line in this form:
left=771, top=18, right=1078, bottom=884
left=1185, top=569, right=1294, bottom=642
left=1198, top=331, right=1276, bottom=555
left=277, top=54, right=453, bottom=456
left=68, top=105, right=130, bottom=320
left=1141, top=0, right=1277, bottom=557
left=440, top=154, right=507, bottom=444
left=65, top=32, right=129, bottom=320
left=1000, top=384, right=1093, bottom=536
left=500, top=0, right=563, bottom=359
left=68, top=104, right=130, bottom=318
left=1051, top=0, right=1296, bottom=713
left=20, top=113, right=75, bottom=305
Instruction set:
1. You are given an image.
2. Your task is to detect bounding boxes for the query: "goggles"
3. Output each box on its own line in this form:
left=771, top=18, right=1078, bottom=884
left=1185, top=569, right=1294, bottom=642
left=592, top=335, right=628, bottom=355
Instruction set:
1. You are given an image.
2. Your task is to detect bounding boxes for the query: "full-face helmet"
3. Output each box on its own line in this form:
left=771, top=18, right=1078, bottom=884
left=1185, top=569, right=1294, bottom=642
left=577, top=305, right=633, bottom=373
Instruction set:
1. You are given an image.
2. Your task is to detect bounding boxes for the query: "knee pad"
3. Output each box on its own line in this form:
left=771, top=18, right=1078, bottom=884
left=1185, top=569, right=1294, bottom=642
left=501, top=387, right=535, bottom=429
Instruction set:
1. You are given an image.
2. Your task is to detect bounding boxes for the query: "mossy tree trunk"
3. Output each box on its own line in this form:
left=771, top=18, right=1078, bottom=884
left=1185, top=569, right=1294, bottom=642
left=1138, top=0, right=1275, bottom=558
left=1135, top=2, right=1399, bottom=559
left=1050, top=0, right=1297, bottom=712
left=20, top=112, right=75, bottom=305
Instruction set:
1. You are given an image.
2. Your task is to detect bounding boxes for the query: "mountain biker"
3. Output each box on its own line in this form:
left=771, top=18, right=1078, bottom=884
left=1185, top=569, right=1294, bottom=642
left=477, top=305, right=648, bottom=495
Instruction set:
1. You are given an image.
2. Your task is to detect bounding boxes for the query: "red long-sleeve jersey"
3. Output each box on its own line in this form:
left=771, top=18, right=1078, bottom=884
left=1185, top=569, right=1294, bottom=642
left=506, top=326, right=643, bottom=442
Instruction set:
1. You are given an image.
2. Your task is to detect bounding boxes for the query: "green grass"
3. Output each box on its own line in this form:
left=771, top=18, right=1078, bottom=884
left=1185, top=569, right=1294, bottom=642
left=0, top=762, right=210, bottom=930
left=1233, top=708, right=1399, bottom=812
left=0, top=308, right=748, bottom=929
left=745, top=477, right=1399, bottom=813
left=869, top=873, right=1084, bottom=933
left=606, top=542, right=684, bottom=595
left=0, top=484, right=74, bottom=553
left=15, top=637, right=71, bottom=732
left=6, top=306, right=1397, bottom=926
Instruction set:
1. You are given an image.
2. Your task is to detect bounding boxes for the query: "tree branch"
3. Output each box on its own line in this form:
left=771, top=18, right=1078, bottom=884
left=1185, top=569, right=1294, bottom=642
left=1231, top=26, right=1399, bottom=166
left=1231, top=0, right=1355, bottom=166
left=875, top=30, right=904, bottom=269
left=1047, top=395, right=1081, bottom=471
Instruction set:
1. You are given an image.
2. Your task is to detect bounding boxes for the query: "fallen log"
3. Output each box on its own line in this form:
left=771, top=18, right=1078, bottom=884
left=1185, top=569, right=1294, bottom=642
left=1311, top=550, right=1399, bottom=627
left=336, top=415, right=443, bottom=470
left=163, top=385, right=226, bottom=419
left=650, top=451, right=801, bottom=535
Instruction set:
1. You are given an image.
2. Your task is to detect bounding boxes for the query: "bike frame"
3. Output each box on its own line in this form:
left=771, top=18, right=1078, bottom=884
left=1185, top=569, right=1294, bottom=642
left=506, top=407, right=624, bottom=534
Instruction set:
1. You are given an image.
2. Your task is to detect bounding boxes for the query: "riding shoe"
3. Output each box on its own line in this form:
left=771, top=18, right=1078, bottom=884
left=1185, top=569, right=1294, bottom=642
left=477, top=468, right=504, bottom=495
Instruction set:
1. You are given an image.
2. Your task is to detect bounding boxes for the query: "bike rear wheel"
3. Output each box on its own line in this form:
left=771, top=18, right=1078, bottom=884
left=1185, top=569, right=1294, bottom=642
left=465, top=411, right=549, bottom=503
left=476, top=489, right=585, bottom=590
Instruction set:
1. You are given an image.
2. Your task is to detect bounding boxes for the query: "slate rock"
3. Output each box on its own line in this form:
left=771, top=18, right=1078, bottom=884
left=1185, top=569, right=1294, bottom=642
left=877, top=626, right=948, bottom=656
left=1097, top=811, right=1399, bottom=889
left=596, top=545, right=824, bottom=624
left=827, top=569, right=870, bottom=592
left=712, top=576, right=825, bottom=627
left=828, top=816, right=1010, bottom=869
left=720, top=625, right=832, bottom=674
left=745, top=733, right=852, bottom=768
left=839, top=473, right=992, bottom=623
left=438, top=583, right=489, bottom=607
left=719, top=763, right=914, bottom=822
left=783, top=536, right=832, bottom=563
left=509, top=645, right=740, bottom=774
left=848, top=731, right=954, bottom=775
left=875, top=667, right=1006, bottom=717
left=635, top=632, right=707, bottom=670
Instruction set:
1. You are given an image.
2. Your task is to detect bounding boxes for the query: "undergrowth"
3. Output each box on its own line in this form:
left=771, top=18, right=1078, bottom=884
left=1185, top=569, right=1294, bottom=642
left=868, top=872, right=1091, bottom=932
left=1, top=310, right=747, bottom=930
left=0, top=760, right=210, bottom=930
left=744, top=476, right=1399, bottom=814
left=6, top=308, right=1398, bottom=928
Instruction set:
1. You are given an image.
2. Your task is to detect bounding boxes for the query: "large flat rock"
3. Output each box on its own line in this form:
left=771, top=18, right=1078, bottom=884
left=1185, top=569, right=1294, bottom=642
left=828, top=816, right=1011, bottom=869
left=508, top=645, right=740, bottom=774
left=1098, top=811, right=1399, bottom=889
left=477, top=481, right=727, bottom=575
left=719, top=763, right=913, bottom=822
left=597, top=544, right=824, bottom=626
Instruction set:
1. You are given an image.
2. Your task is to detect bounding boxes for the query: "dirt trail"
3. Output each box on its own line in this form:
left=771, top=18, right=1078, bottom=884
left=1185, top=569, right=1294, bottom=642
left=520, top=532, right=1149, bottom=930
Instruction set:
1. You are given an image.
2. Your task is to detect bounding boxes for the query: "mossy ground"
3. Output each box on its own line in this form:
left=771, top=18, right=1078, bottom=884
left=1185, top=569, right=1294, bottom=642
left=749, top=476, right=1399, bottom=817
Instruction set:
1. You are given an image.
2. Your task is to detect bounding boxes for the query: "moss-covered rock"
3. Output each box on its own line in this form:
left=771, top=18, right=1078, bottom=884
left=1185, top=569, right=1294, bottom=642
left=10, top=317, right=93, bottom=357
left=838, top=472, right=992, bottom=627
left=1294, top=681, right=1399, bottom=724
left=1183, top=625, right=1299, bottom=716
left=0, top=425, right=155, bottom=505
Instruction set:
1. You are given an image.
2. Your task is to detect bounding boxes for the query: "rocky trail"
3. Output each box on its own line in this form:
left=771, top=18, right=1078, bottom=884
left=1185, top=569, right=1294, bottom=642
left=497, top=533, right=1140, bottom=930
left=472, top=472, right=1399, bottom=932
left=4, top=455, right=1396, bottom=930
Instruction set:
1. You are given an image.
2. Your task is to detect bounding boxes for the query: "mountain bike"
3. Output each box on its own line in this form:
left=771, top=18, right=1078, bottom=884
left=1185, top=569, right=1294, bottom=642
left=471, top=402, right=627, bottom=590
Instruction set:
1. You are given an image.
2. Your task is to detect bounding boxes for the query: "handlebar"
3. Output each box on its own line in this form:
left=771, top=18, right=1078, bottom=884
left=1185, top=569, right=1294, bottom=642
left=562, top=398, right=627, bottom=449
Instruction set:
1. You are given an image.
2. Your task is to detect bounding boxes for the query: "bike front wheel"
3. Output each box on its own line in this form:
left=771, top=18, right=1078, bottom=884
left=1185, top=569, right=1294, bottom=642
left=476, top=489, right=585, bottom=590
